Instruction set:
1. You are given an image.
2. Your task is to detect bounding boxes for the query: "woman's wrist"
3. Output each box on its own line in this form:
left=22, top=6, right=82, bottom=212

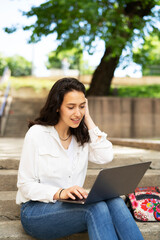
left=53, top=188, right=65, bottom=200
left=59, top=188, right=65, bottom=199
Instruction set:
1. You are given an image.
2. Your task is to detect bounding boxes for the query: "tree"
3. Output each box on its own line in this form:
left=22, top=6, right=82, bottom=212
left=46, top=47, right=83, bottom=70
left=46, top=47, right=94, bottom=74
left=0, top=54, right=7, bottom=76
left=6, top=0, right=160, bottom=95
left=0, top=55, right=32, bottom=77
left=6, top=55, right=32, bottom=76
left=133, top=30, right=160, bottom=76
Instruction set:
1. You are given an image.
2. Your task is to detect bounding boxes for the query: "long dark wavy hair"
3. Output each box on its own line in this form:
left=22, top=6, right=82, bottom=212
left=28, top=77, right=90, bottom=145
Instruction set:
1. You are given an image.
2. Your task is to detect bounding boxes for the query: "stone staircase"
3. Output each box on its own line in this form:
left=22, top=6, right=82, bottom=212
left=0, top=138, right=160, bottom=240
left=4, top=98, right=44, bottom=138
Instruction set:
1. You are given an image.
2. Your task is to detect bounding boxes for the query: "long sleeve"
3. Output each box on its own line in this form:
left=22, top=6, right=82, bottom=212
left=88, top=127, right=113, bottom=164
left=16, top=131, right=59, bottom=204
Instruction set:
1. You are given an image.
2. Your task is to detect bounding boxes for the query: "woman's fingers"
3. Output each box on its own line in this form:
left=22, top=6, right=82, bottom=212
left=63, top=186, right=88, bottom=200
left=85, top=98, right=90, bottom=117
left=76, top=187, right=88, bottom=199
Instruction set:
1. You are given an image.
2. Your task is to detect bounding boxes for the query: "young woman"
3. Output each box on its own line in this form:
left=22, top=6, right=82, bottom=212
left=16, top=77, right=144, bottom=240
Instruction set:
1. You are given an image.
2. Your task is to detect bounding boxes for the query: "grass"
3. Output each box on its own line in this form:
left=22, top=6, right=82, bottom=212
left=0, top=76, right=56, bottom=93
left=0, top=76, right=160, bottom=98
left=10, top=76, right=55, bottom=92
left=110, top=84, right=160, bottom=98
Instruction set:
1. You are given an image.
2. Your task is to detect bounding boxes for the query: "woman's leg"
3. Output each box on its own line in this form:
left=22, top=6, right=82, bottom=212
left=21, top=200, right=119, bottom=240
left=105, top=197, right=144, bottom=240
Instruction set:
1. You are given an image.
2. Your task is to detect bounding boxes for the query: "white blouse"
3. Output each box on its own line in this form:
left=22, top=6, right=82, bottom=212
left=16, top=125, right=113, bottom=204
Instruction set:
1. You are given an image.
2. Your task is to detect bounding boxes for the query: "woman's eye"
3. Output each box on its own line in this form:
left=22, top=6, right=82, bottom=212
left=68, top=107, right=74, bottom=110
left=80, top=106, right=85, bottom=109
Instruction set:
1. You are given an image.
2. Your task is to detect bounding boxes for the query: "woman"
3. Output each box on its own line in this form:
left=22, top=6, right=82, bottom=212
left=16, top=77, right=144, bottom=240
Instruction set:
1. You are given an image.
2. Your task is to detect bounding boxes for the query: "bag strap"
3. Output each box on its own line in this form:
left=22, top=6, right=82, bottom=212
left=136, top=194, right=160, bottom=201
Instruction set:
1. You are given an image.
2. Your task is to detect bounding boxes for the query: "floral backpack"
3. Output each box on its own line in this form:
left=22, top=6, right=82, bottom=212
left=127, top=186, right=160, bottom=222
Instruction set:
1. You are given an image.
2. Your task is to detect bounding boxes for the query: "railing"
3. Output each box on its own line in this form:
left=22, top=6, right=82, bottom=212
left=0, top=67, right=12, bottom=136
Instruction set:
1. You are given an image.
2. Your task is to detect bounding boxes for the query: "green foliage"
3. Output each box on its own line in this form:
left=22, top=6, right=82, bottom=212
left=110, top=85, right=160, bottom=98
left=80, top=60, right=94, bottom=75
left=4, top=0, right=160, bottom=95
left=46, top=47, right=83, bottom=70
left=18, top=0, right=160, bottom=58
left=47, top=52, right=61, bottom=69
left=0, top=54, right=32, bottom=77
left=6, top=55, right=32, bottom=76
left=46, top=46, right=94, bottom=74
left=0, top=54, right=7, bottom=75
left=133, top=30, right=160, bottom=76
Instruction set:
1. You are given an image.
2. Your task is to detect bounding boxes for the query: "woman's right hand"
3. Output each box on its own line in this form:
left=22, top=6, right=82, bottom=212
left=53, top=185, right=88, bottom=200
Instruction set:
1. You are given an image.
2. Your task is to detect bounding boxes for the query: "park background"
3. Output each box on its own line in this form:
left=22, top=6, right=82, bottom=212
left=0, top=1, right=160, bottom=239
left=0, top=0, right=160, bottom=139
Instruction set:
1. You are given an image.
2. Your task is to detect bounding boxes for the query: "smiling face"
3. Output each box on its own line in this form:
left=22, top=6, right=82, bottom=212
left=58, top=90, right=86, bottom=129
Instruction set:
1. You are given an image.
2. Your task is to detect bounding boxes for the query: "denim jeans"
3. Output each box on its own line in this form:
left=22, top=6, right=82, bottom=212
left=21, top=197, right=144, bottom=240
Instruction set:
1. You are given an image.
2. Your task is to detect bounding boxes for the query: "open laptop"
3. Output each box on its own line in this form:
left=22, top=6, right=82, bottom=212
left=59, top=161, right=151, bottom=205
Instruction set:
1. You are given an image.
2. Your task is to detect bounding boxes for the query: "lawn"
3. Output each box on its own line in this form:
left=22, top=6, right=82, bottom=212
left=0, top=76, right=160, bottom=98
left=110, top=85, right=160, bottom=98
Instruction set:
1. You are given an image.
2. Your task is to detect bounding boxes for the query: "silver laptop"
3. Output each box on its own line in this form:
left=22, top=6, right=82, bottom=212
left=59, top=161, right=151, bottom=205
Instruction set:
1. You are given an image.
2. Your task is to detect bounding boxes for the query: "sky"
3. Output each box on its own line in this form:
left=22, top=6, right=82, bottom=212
left=0, top=0, right=142, bottom=77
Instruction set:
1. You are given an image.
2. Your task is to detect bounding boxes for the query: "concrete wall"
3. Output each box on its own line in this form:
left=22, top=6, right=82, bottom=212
left=88, top=97, right=160, bottom=138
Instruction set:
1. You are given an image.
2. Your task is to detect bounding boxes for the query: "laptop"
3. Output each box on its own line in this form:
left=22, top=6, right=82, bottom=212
left=59, top=161, right=151, bottom=204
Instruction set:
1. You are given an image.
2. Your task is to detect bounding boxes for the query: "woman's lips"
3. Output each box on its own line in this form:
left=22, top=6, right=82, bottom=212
left=71, top=119, right=81, bottom=124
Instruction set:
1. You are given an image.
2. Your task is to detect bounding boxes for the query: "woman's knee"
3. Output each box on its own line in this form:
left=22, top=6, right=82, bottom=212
left=85, top=201, right=112, bottom=223
left=106, top=197, right=126, bottom=209
left=106, top=197, right=133, bottom=221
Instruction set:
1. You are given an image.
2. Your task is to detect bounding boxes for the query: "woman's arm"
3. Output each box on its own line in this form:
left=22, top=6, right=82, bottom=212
left=84, top=98, right=96, bottom=130
left=84, top=98, right=113, bottom=164
left=17, top=130, right=59, bottom=203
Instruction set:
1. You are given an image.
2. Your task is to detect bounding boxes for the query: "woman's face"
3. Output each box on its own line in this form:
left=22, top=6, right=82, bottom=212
left=58, top=90, right=86, bottom=128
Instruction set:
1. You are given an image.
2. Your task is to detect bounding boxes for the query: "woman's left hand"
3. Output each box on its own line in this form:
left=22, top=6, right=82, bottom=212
left=84, top=98, right=96, bottom=130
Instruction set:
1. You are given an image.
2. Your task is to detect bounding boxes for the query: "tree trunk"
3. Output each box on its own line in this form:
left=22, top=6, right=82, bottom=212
left=87, top=1, right=154, bottom=96
left=87, top=47, right=120, bottom=96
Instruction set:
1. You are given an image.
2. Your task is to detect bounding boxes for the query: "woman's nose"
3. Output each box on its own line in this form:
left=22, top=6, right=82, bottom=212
left=74, top=108, right=81, bottom=117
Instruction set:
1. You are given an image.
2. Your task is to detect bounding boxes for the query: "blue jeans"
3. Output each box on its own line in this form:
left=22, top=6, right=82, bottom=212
left=21, top=197, right=144, bottom=240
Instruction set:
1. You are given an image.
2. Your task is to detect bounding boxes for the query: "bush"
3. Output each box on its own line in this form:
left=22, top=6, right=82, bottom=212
left=110, top=85, right=160, bottom=98
left=0, top=55, right=7, bottom=76
left=6, top=55, right=32, bottom=76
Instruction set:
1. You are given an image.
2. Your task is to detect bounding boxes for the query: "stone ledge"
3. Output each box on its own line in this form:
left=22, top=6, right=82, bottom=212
left=0, top=169, right=159, bottom=191
left=109, top=138, right=160, bottom=151
left=0, top=220, right=159, bottom=240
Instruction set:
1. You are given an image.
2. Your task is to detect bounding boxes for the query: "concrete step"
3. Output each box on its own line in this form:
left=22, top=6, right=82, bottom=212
left=0, top=168, right=159, bottom=191
left=0, top=220, right=159, bottom=240
left=0, top=170, right=18, bottom=191
left=0, top=157, right=159, bottom=171
left=0, top=191, right=20, bottom=220
left=84, top=169, right=160, bottom=189
left=1, top=155, right=160, bottom=170
left=1, top=138, right=160, bottom=170
left=0, top=159, right=19, bottom=170
left=109, top=138, right=160, bottom=151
